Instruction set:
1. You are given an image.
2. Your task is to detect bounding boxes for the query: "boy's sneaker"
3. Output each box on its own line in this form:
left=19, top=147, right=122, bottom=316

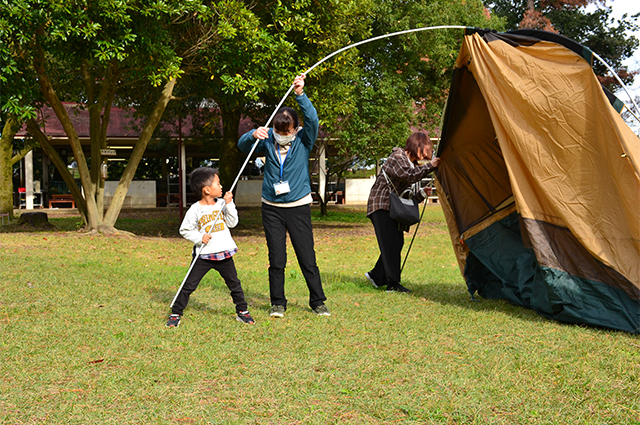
left=166, top=314, right=181, bottom=328
left=364, top=272, right=380, bottom=288
left=387, top=283, right=411, bottom=293
left=236, top=311, right=255, bottom=324
left=312, top=304, right=331, bottom=316
left=269, top=305, right=286, bottom=318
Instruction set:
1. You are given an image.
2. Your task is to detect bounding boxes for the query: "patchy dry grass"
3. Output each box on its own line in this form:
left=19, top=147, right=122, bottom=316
left=1, top=205, right=639, bottom=424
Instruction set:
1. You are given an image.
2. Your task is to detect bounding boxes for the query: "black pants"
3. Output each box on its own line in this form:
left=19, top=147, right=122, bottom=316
left=368, top=209, right=404, bottom=287
left=261, top=202, right=326, bottom=309
left=172, top=256, right=247, bottom=315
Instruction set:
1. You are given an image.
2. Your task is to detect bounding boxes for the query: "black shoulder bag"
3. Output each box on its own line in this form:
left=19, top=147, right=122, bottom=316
left=382, top=169, right=420, bottom=226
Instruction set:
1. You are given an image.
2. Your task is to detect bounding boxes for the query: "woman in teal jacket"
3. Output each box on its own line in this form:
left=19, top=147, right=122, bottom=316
left=237, top=75, right=329, bottom=318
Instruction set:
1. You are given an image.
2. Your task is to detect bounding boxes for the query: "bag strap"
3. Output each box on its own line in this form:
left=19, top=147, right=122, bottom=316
left=381, top=168, right=399, bottom=195
left=382, top=168, right=414, bottom=199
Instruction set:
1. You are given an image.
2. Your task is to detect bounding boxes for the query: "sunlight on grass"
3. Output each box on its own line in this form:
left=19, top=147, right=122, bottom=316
left=1, top=206, right=639, bottom=424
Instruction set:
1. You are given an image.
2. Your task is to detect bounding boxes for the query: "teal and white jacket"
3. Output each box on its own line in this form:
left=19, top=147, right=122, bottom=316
left=237, top=93, right=319, bottom=204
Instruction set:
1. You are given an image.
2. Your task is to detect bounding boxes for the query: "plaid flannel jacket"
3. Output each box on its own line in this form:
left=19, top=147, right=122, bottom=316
left=366, top=147, right=436, bottom=217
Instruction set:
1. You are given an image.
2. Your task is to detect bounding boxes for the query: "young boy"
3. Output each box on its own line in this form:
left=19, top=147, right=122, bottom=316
left=166, top=167, right=254, bottom=327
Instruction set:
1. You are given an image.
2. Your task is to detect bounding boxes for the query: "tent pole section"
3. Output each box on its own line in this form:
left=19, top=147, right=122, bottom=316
left=591, top=51, right=640, bottom=120
left=228, top=26, right=468, bottom=192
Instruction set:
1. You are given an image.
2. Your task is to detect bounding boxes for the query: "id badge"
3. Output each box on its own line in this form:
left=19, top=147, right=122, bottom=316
left=274, top=180, right=291, bottom=196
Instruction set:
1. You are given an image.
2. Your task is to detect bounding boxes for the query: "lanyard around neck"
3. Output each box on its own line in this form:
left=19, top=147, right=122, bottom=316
left=274, top=141, right=292, bottom=181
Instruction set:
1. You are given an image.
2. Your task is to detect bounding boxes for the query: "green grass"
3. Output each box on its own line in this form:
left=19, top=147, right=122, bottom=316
left=1, top=205, right=639, bottom=424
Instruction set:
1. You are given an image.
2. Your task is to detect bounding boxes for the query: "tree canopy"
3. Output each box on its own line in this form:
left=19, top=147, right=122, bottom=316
left=0, top=0, right=213, bottom=231
left=313, top=0, right=503, bottom=174
left=2, top=0, right=536, bottom=224
left=158, top=0, right=374, bottom=187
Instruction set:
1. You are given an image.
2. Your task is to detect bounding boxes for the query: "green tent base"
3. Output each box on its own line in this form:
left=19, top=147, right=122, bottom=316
left=464, top=213, right=640, bottom=334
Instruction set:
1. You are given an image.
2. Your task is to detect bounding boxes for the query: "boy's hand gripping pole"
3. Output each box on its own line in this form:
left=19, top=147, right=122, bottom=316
left=169, top=198, right=226, bottom=309
left=169, top=87, right=297, bottom=310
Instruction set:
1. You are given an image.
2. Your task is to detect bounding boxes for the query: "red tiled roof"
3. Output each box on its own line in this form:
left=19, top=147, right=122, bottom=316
left=16, top=103, right=257, bottom=139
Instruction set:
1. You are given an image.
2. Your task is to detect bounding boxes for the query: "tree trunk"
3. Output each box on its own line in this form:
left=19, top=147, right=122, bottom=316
left=0, top=117, right=20, bottom=216
left=219, top=106, right=241, bottom=190
left=26, top=119, right=89, bottom=223
left=33, top=35, right=100, bottom=230
left=320, top=196, right=328, bottom=216
left=102, top=78, right=176, bottom=228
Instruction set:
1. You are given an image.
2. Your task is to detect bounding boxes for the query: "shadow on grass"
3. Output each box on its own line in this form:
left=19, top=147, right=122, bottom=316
left=2, top=206, right=371, bottom=238
left=321, top=271, right=543, bottom=323
left=148, top=284, right=277, bottom=315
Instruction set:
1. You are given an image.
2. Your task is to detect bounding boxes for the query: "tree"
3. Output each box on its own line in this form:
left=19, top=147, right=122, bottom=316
left=0, top=117, right=37, bottom=217
left=311, top=0, right=504, bottom=214
left=487, top=0, right=590, bottom=30
left=0, top=10, right=41, bottom=217
left=0, top=0, right=213, bottom=233
left=167, top=0, right=373, bottom=188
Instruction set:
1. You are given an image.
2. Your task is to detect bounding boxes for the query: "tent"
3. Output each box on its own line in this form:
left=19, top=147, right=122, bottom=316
left=435, top=28, right=640, bottom=333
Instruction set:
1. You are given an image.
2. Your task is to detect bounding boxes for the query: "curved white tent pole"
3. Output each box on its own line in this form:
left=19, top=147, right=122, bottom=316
left=229, top=25, right=468, bottom=193
left=591, top=51, right=640, bottom=122
left=172, top=25, right=467, bottom=310
left=623, top=104, right=640, bottom=125
left=173, top=27, right=640, bottom=309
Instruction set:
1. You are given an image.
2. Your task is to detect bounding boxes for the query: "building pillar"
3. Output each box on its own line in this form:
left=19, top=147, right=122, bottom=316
left=318, top=139, right=326, bottom=203
left=179, top=141, right=186, bottom=219
left=42, top=156, right=49, bottom=206
left=25, top=150, right=34, bottom=210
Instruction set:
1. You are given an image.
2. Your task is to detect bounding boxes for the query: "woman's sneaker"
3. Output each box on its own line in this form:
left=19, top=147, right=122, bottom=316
left=364, top=272, right=380, bottom=288
left=166, top=314, right=181, bottom=328
left=270, top=305, right=286, bottom=318
left=312, top=304, right=331, bottom=316
left=236, top=311, right=256, bottom=324
left=386, top=283, right=411, bottom=293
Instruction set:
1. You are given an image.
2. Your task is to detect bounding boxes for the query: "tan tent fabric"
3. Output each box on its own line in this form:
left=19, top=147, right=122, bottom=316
left=459, top=32, right=640, bottom=289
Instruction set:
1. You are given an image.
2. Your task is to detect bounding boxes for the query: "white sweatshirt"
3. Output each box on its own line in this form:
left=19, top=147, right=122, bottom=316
left=179, top=199, right=238, bottom=255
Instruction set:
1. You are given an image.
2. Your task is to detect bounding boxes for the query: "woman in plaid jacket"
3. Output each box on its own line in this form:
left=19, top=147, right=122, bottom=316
left=365, top=132, right=441, bottom=292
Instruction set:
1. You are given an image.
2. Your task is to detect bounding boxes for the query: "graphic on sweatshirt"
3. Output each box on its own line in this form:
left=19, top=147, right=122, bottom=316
left=198, top=210, right=225, bottom=234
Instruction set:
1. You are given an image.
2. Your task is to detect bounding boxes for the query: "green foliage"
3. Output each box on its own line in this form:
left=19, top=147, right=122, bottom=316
left=1, top=0, right=193, bottom=90
left=0, top=0, right=214, bottom=228
left=158, top=0, right=375, bottom=186
left=199, top=0, right=373, bottom=113
left=328, top=0, right=504, bottom=163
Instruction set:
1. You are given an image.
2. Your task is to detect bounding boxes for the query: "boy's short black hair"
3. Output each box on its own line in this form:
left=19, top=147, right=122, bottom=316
left=189, top=167, right=219, bottom=198
left=273, top=107, right=299, bottom=132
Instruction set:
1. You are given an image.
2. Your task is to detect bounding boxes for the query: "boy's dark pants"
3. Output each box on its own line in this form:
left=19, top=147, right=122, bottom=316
left=261, top=202, right=326, bottom=309
left=172, top=257, right=247, bottom=315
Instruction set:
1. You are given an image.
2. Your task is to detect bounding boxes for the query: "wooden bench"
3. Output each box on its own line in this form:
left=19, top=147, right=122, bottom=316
left=49, top=194, right=75, bottom=209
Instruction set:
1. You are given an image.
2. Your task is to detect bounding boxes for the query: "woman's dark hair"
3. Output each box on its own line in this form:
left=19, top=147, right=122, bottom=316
left=273, top=107, right=299, bottom=133
left=404, top=132, right=432, bottom=161
left=189, top=167, right=219, bottom=197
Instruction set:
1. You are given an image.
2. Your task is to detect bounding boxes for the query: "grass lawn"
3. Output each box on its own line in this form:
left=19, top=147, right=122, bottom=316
left=1, top=205, right=639, bottom=424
